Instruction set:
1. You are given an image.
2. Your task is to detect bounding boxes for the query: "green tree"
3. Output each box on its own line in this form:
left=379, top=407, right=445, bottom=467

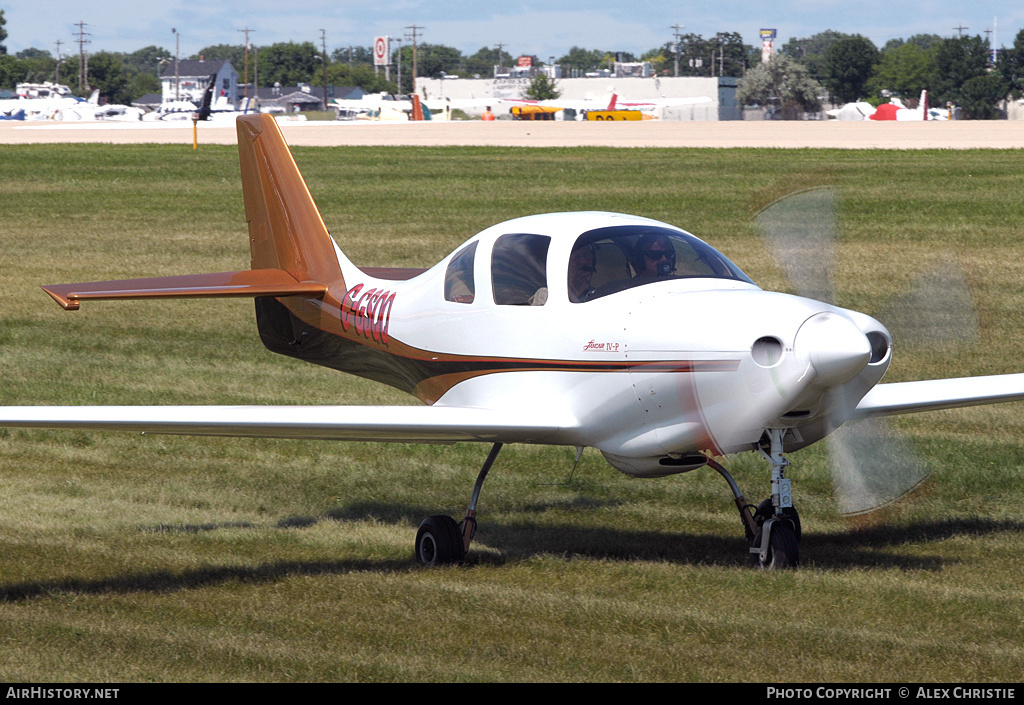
left=393, top=43, right=463, bottom=93
left=868, top=42, right=936, bottom=100
left=15, top=48, right=56, bottom=83
left=556, top=46, right=606, bottom=74
left=324, top=62, right=396, bottom=94
left=524, top=73, right=560, bottom=100
left=821, top=35, right=878, bottom=102
left=960, top=73, right=1007, bottom=119
left=463, top=46, right=505, bottom=77
left=331, top=45, right=375, bottom=68
left=193, top=44, right=246, bottom=68
left=640, top=45, right=671, bottom=75
left=737, top=53, right=824, bottom=117
left=675, top=34, right=713, bottom=77
left=0, top=53, right=21, bottom=88
left=412, top=44, right=463, bottom=78
left=87, top=51, right=131, bottom=104
left=883, top=34, right=944, bottom=52
left=256, top=41, right=321, bottom=87
left=997, top=29, right=1024, bottom=98
left=932, top=35, right=991, bottom=106
left=781, top=29, right=855, bottom=81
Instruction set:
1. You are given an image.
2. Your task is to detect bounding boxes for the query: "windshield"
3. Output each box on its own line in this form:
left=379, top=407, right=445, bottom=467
left=568, top=225, right=753, bottom=303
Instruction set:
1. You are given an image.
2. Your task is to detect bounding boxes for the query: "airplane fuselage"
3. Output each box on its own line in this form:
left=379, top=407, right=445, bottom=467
left=257, top=212, right=893, bottom=477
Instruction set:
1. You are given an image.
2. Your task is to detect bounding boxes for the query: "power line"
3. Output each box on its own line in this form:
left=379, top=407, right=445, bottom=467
left=238, top=27, right=254, bottom=100
left=404, top=24, right=423, bottom=96
left=671, top=23, right=685, bottom=77
left=73, top=21, right=90, bottom=91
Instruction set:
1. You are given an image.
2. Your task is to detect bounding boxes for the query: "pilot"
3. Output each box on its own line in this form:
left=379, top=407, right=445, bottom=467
left=633, top=233, right=677, bottom=279
left=568, top=244, right=597, bottom=303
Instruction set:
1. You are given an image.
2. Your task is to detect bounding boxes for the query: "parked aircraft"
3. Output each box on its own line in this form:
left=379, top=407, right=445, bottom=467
left=2, top=114, right=1022, bottom=570
left=144, top=74, right=253, bottom=122
left=828, top=91, right=949, bottom=121
left=502, top=91, right=712, bottom=120
left=0, top=83, right=94, bottom=121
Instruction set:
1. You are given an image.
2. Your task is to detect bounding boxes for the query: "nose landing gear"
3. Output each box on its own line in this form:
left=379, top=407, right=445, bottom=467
left=707, top=427, right=801, bottom=569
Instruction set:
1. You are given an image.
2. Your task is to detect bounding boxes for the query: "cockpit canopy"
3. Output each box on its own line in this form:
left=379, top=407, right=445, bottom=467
left=568, top=225, right=753, bottom=302
left=443, top=221, right=753, bottom=306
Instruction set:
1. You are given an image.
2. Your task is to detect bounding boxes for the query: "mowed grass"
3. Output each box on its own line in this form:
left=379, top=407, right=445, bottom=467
left=0, top=141, right=1023, bottom=682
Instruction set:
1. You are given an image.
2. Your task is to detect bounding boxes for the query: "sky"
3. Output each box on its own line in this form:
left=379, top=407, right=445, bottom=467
left=4, top=1, right=1024, bottom=62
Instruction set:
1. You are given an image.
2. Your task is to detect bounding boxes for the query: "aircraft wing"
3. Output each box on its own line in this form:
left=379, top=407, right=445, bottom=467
left=853, top=373, right=1024, bottom=418
left=0, top=405, right=577, bottom=445
left=615, top=97, right=712, bottom=108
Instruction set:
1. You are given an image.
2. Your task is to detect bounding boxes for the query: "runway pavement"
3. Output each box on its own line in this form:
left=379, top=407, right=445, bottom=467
left=1, top=117, right=1023, bottom=149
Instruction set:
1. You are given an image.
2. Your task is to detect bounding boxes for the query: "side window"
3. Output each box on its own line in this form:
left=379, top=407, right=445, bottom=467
left=491, top=233, right=551, bottom=306
left=444, top=242, right=477, bottom=303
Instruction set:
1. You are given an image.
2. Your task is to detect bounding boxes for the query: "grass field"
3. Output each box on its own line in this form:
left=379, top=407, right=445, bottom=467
left=0, top=142, right=1023, bottom=682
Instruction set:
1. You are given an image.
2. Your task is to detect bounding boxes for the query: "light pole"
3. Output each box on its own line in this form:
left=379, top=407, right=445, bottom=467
left=172, top=28, right=180, bottom=101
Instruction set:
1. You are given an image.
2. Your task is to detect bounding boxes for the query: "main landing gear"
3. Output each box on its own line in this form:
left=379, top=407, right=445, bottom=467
left=415, top=443, right=503, bottom=566
left=415, top=433, right=802, bottom=569
left=709, top=428, right=801, bottom=569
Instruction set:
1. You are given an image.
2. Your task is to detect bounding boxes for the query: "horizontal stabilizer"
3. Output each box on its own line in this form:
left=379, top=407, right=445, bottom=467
left=0, top=405, right=577, bottom=445
left=42, top=269, right=327, bottom=310
left=854, top=373, right=1024, bottom=418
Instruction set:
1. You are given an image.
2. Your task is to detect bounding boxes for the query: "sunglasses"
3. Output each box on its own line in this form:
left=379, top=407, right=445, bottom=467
left=642, top=249, right=674, bottom=261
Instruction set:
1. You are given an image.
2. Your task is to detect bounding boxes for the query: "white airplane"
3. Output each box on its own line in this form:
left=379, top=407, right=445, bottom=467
left=0, top=84, right=94, bottom=121
left=3, top=114, right=1023, bottom=570
left=828, top=91, right=949, bottom=121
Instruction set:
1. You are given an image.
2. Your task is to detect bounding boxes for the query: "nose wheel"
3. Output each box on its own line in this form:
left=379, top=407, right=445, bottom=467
left=707, top=428, right=802, bottom=569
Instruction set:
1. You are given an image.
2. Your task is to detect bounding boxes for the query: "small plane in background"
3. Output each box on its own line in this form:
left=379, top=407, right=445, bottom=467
left=502, top=91, right=713, bottom=120
left=332, top=92, right=464, bottom=121
left=828, top=90, right=950, bottom=121
left=3, top=114, right=1023, bottom=570
left=0, top=83, right=101, bottom=121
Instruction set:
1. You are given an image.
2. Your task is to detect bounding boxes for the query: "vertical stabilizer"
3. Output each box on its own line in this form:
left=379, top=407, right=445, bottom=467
left=236, top=114, right=345, bottom=288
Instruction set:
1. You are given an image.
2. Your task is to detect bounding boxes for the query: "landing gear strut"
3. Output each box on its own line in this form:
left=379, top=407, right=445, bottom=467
left=707, top=428, right=801, bottom=569
left=750, top=428, right=800, bottom=569
left=415, top=442, right=503, bottom=566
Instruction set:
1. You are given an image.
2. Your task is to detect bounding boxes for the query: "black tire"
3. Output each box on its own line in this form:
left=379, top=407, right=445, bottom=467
left=415, top=515, right=466, bottom=566
left=751, top=521, right=800, bottom=570
left=753, top=497, right=801, bottom=543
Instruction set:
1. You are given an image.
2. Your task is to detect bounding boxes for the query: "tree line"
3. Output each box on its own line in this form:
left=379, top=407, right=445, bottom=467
left=738, top=30, right=1024, bottom=119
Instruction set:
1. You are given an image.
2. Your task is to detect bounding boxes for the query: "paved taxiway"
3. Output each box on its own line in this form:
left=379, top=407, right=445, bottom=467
left=1, top=118, right=1022, bottom=149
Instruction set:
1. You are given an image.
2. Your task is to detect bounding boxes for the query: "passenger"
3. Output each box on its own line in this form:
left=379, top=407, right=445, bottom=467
left=568, top=244, right=597, bottom=303
left=633, top=233, right=677, bottom=279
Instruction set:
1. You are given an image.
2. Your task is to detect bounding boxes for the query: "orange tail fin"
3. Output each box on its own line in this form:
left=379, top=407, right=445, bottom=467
left=236, top=114, right=345, bottom=288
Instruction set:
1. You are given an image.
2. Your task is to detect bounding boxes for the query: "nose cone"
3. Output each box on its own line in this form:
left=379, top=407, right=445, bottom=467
left=797, top=312, right=871, bottom=387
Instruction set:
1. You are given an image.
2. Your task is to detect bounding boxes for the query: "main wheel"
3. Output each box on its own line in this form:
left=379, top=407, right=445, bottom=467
left=415, top=515, right=466, bottom=566
left=751, top=521, right=800, bottom=569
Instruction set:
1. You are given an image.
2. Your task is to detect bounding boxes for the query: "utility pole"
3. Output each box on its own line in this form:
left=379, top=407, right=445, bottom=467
left=238, top=27, right=253, bottom=101
left=953, top=25, right=969, bottom=37
left=393, top=37, right=401, bottom=89
left=320, top=29, right=328, bottom=110
left=74, top=21, right=90, bottom=92
left=54, top=39, right=63, bottom=83
left=172, top=28, right=180, bottom=101
left=404, top=24, right=423, bottom=96
left=496, top=42, right=505, bottom=76
left=671, top=24, right=684, bottom=77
